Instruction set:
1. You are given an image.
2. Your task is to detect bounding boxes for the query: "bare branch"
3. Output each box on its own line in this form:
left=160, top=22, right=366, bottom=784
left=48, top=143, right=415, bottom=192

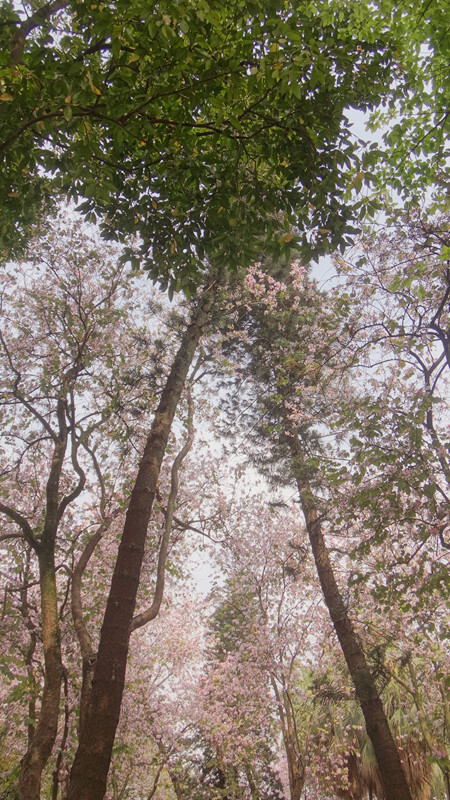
left=0, top=500, right=39, bottom=551
left=72, top=519, right=113, bottom=660
left=57, top=391, right=86, bottom=521
left=0, top=331, right=57, bottom=441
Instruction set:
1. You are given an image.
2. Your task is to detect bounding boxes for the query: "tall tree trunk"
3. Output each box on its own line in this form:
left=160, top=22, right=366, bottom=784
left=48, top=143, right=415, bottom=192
left=19, top=550, right=63, bottom=800
left=71, top=520, right=110, bottom=737
left=18, top=406, right=72, bottom=800
left=290, top=437, right=413, bottom=800
left=67, top=284, right=217, bottom=800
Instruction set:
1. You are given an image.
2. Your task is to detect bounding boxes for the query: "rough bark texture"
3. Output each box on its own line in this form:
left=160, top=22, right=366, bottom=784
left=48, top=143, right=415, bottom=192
left=19, top=552, right=63, bottom=800
left=130, top=389, right=195, bottom=632
left=18, top=403, right=71, bottom=800
left=9, top=0, right=69, bottom=65
left=71, top=521, right=108, bottom=736
left=291, top=438, right=413, bottom=800
left=67, top=286, right=216, bottom=800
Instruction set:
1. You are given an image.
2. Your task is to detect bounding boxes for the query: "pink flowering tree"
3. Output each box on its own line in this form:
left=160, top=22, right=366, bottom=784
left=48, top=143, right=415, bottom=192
left=192, top=484, right=331, bottom=800
left=0, top=213, right=206, bottom=799
left=217, top=220, right=448, bottom=800
left=1, top=205, right=447, bottom=800
left=98, top=593, right=206, bottom=800
left=329, top=210, right=449, bottom=597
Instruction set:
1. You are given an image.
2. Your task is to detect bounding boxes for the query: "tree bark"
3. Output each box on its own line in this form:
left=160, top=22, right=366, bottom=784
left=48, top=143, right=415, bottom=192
left=19, top=549, right=63, bottom=800
left=290, top=436, right=413, bottom=800
left=271, top=677, right=304, bottom=800
left=9, top=0, right=69, bottom=65
left=67, top=284, right=217, bottom=800
left=18, top=400, right=71, bottom=800
left=51, top=666, right=70, bottom=800
left=130, top=388, right=195, bottom=632
left=71, top=519, right=111, bottom=737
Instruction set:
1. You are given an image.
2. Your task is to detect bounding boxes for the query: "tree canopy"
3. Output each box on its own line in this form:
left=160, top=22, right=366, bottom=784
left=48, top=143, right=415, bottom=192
left=0, top=0, right=434, bottom=290
left=0, top=2, right=448, bottom=799
left=0, top=208, right=448, bottom=800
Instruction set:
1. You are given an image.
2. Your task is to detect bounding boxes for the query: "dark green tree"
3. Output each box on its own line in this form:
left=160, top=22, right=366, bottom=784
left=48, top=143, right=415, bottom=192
left=366, top=0, right=449, bottom=208
left=208, top=576, right=262, bottom=661
left=0, top=0, right=429, bottom=290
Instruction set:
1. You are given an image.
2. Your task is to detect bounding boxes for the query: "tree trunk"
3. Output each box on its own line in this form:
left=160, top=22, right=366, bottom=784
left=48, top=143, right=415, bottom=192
left=285, top=738, right=305, bottom=800
left=244, top=763, right=259, bottom=799
left=19, top=415, right=70, bottom=800
left=52, top=667, right=70, bottom=800
left=19, top=551, right=63, bottom=800
left=71, top=521, right=108, bottom=736
left=271, top=677, right=304, bottom=800
left=290, top=437, right=413, bottom=800
left=67, top=285, right=217, bottom=800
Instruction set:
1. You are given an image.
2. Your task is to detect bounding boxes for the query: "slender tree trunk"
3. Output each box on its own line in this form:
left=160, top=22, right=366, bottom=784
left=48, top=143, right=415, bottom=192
left=52, top=666, right=70, bottom=800
left=19, top=550, right=63, bottom=800
left=244, top=763, right=259, bottom=799
left=155, top=739, right=186, bottom=800
left=167, top=771, right=185, bottom=800
left=67, top=284, right=217, bottom=800
left=271, top=677, right=304, bottom=800
left=18, top=408, right=71, bottom=800
left=19, top=556, right=38, bottom=746
left=285, top=738, right=305, bottom=800
left=71, top=521, right=109, bottom=736
left=290, top=437, right=413, bottom=800
left=284, top=692, right=305, bottom=800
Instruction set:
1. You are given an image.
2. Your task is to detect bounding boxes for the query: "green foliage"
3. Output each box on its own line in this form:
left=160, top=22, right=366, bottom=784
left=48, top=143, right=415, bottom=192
left=207, top=575, right=261, bottom=660
left=0, top=0, right=421, bottom=290
left=364, top=0, right=449, bottom=207
left=0, top=732, right=20, bottom=800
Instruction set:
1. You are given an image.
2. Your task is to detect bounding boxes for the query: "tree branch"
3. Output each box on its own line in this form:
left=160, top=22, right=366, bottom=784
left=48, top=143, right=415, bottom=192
left=57, top=391, right=86, bottom=521
left=0, top=501, right=39, bottom=551
left=130, top=389, right=195, bottom=632
left=9, top=0, right=69, bottom=66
